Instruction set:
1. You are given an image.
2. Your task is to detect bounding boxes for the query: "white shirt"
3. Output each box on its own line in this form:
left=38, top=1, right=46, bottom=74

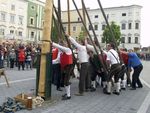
left=69, top=36, right=88, bottom=63
left=107, top=49, right=120, bottom=65
left=86, top=44, right=100, bottom=54
left=52, top=42, right=72, bottom=55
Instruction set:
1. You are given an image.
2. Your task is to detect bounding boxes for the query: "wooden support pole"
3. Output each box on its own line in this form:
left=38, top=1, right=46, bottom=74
left=81, top=0, right=87, bottom=37
left=38, top=0, right=53, bottom=97
left=67, top=0, right=71, bottom=35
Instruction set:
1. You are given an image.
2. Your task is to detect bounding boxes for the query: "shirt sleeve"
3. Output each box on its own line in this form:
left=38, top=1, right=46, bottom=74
left=52, top=42, right=71, bottom=54
left=86, top=44, right=95, bottom=52
left=69, top=36, right=83, bottom=49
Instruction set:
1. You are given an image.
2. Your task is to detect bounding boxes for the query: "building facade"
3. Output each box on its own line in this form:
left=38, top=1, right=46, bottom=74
left=61, top=9, right=86, bottom=39
left=0, top=0, right=27, bottom=41
left=88, top=5, right=142, bottom=50
left=27, top=0, right=45, bottom=42
left=62, top=5, right=142, bottom=50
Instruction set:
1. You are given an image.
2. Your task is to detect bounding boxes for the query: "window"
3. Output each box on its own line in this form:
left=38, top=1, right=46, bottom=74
left=121, top=37, right=125, bottom=43
left=101, top=37, right=105, bottom=43
left=10, top=30, right=14, bottom=34
left=19, top=16, right=23, bottom=25
left=135, top=23, right=139, bottom=29
left=106, top=14, right=109, bottom=19
left=77, top=17, right=80, bottom=21
left=135, top=37, right=138, bottom=43
left=102, top=25, right=106, bottom=30
left=18, top=31, right=22, bottom=36
left=0, top=28, right=5, bottom=35
left=128, top=23, right=132, bottom=29
left=122, top=13, right=126, bottom=16
left=1, top=12, right=6, bottom=21
left=89, top=25, right=92, bottom=30
left=95, top=15, right=98, bottom=18
left=81, top=27, right=84, bottom=31
left=31, top=32, right=34, bottom=38
left=64, top=27, right=66, bottom=32
left=73, top=26, right=76, bottom=31
left=94, top=25, right=98, bottom=30
left=128, top=37, right=131, bottom=43
left=30, top=18, right=34, bottom=25
left=31, top=6, right=35, bottom=10
left=11, top=5, right=15, bottom=11
left=10, top=14, right=15, bottom=23
left=121, top=23, right=126, bottom=30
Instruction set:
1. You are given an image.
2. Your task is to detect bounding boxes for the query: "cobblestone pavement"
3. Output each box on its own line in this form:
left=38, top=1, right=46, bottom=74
left=0, top=62, right=150, bottom=113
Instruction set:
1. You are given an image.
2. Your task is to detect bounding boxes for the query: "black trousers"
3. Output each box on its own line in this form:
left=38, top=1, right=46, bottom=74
left=132, top=64, right=143, bottom=88
left=18, top=61, right=25, bottom=70
left=52, top=64, right=61, bottom=89
left=61, top=64, right=73, bottom=86
left=10, top=58, right=15, bottom=68
left=108, top=64, right=122, bottom=83
left=79, top=62, right=89, bottom=94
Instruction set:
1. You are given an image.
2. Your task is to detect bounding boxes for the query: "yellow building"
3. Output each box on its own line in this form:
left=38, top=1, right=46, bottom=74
left=61, top=9, right=87, bottom=38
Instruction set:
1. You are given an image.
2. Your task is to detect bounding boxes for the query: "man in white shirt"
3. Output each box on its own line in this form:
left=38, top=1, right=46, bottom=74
left=67, top=35, right=90, bottom=96
left=105, top=43, right=122, bottom=95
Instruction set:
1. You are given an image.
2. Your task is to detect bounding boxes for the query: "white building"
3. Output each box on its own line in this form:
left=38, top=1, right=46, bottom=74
left=0, top=0, right=27, bottom=41
left=88, top=5, right=142, bottom=50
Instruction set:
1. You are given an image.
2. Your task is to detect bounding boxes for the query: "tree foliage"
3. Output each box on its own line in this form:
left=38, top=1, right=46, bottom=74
left=102, top=21, right=121, bottom=45
left=78, top=26, right=86, bottom=41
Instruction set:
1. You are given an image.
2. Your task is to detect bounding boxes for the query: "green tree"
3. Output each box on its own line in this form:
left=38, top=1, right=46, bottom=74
left=78, top=26, right=86, bottom=41
left=51, top=24, right=59, bottom=43
left=103, top=21, right=121, bottom=45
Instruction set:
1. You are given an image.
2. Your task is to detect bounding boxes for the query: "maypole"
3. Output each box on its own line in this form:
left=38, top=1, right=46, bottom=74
left=37, top=0, right=53, bottom=99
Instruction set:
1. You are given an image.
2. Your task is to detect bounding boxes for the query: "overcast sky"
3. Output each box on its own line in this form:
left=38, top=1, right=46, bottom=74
left=41, top=0, right=150, bottom=47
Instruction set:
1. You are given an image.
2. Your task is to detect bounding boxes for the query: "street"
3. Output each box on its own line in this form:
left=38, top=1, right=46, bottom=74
left=0, top=61, right=150, bottom=113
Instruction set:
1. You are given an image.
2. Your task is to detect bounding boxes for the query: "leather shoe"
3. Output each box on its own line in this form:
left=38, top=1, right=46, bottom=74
left=57, top=88, right=63, bottom=91
left=113, top=91, right=120, bottom=95
left=75, top=93, right=84, bottom=96
left=62, top=96, right=71, bottom=100
left=121, top=87, right=126, bottom=90
left=62, top=94, right=67, bottom=97
left=130, top=88, right=136, bottom=90
left=137, top=86, right=143, bottom=88
left=104, top=92, right=111, bottom=95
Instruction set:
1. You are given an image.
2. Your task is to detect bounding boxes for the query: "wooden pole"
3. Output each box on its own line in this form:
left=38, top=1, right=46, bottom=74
left=67, top=0, right=71, bottom=35
left=97, top=0, right=123, bottom=64
left=81, top=0, right=87, bottom=37
left=72, top=0, right=108, bottom=75
left=58, top=0, right=62, bottom=38
left=38, top=0, right=53, bottom=97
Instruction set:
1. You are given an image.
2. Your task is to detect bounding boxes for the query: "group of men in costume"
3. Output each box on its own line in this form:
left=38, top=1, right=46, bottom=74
left=51, top=35, right=143, bottom=100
